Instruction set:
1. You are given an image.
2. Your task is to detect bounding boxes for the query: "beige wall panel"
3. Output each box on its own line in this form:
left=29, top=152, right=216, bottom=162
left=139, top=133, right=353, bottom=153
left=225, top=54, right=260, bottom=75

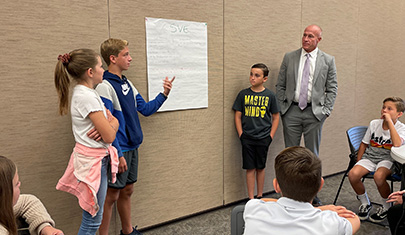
left=355, top=0, right=405, bottom=125
left=301, top=0, right=360, bottom=176
left=108, top=0, right=224, bottom=229
left=2, top=0, right=405, bottom=232
left=0, top=1, right=110, bottom=234
left=223, top=0, right=302, bottom=204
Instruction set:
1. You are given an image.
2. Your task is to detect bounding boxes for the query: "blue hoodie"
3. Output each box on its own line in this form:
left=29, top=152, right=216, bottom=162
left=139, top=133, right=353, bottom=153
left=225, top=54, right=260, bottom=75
left=95, top=71, right=167, bottom=157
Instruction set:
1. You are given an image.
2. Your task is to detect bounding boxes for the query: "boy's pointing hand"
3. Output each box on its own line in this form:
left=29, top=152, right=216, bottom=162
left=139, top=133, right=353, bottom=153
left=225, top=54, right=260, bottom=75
left=163, top=76, right=175, bottom=97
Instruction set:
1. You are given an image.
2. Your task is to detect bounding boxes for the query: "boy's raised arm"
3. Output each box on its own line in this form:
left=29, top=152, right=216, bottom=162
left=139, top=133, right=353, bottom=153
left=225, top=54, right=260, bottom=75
left=383, top=113, right=403, bottom=146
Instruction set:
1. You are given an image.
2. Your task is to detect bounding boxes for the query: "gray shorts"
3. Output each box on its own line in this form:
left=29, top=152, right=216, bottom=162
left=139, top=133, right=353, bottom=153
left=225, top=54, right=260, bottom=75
left=108, top=149, right=138, bottom=189
left=355, top=158, right=393, bottom=172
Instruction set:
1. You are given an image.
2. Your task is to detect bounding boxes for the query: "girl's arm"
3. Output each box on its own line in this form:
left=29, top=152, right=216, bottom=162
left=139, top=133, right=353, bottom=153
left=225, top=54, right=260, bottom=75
left=88, top=111, right=118, bottom=144
left=15, top=194, right=63, bottom=235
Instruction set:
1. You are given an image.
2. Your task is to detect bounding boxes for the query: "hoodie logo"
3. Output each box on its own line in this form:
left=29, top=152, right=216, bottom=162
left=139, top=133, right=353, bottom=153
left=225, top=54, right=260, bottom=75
left=121, top=83, right=130, bottom=96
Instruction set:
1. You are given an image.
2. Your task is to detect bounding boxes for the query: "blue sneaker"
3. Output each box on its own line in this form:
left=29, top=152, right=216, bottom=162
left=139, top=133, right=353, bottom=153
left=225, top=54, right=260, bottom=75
left=120, top=226, right=142, bottom=235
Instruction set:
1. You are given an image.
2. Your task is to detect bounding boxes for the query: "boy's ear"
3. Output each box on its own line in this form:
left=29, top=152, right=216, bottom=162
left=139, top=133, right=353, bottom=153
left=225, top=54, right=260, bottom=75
left=398, top=112, right=403, bottom=118
left=263, top=76, right=268, bottom=82
left=109, top=55, right=116, bottom=64
left=273, top=178, right=281, bottom=193
left=318, top=177, right=324, bottom=193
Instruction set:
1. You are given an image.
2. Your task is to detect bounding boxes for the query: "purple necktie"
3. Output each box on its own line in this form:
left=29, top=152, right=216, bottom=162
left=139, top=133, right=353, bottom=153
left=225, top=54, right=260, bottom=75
left=299, top=53, right=310, bottom=110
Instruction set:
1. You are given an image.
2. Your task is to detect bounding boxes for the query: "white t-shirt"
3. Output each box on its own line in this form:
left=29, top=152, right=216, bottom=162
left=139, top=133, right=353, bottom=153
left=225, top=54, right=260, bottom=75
left=243, top=198, right=352, bottom=235
left=71, top=85, right=109, bottom=149
left=362, top=119, right=405, bottom=163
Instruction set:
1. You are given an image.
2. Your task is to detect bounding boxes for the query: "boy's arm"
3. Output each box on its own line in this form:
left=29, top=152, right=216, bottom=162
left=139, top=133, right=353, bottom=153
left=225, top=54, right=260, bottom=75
left=383, top=113, right=403, bottom=146
left=136, top=76, right=175, bottom=116
left=318, top=205, right=360, bottom=234
left=234, top=111, right=243, bottom=137
left=162, top=76, right=175, bottom=97
left=270, top=113, right=280, bottom=139
left=356, top=142, right=368, bottom=162
left=260, top=198, right=278, bottom=202
left=94, top=82, right=126, bottom=171
left=100, top=96, right=126, bottom=172
left=347, top=215, right=360, bottom=234
left=136, top=93, right=166, bottom=116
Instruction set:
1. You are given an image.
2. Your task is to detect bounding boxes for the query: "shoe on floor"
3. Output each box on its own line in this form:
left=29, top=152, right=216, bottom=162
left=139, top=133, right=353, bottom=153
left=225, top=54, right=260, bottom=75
left=369, top=206, right=388, bottom=223
left=120, top=226, right=143, bottom=235
left=357, top=204, right=372, bottom=220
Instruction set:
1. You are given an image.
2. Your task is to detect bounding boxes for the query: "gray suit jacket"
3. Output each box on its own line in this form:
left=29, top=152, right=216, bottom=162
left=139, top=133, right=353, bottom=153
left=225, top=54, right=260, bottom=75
left=276, top=48, right=338, bottom=121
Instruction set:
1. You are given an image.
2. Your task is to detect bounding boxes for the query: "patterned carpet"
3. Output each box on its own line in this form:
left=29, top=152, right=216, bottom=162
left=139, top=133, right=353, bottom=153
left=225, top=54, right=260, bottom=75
left=142, top=172, right=398, bottom=235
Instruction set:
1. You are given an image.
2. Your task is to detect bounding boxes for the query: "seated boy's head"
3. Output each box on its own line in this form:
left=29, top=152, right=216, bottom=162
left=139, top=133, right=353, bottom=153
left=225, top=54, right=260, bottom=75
left=274, top=146, right=322, bottom=203
left=100, top=38, right=130, bottom=66
left=382, top=97, right=405, bottom=118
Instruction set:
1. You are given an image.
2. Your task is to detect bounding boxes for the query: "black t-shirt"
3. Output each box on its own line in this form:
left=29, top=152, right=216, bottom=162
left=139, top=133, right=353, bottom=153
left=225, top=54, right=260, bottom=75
left=232, top=88, right=280, bottom=139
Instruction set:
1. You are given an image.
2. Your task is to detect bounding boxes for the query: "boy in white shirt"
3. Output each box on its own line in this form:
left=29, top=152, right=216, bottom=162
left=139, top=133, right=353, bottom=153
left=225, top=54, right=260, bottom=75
left=244, top=146, right=360, bottom=235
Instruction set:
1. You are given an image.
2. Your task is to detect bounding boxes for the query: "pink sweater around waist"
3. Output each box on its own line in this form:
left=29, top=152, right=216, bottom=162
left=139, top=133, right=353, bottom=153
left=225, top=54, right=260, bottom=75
left=56, top=143, right=118, bottom=216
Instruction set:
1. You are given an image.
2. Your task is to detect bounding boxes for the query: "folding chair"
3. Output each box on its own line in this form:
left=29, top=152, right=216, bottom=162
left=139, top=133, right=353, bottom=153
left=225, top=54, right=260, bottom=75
left=17, top=216, right=30, bottom=235
left=230, top=204, right=245, bottom=235
left=333, top=126, right=401, bottom=205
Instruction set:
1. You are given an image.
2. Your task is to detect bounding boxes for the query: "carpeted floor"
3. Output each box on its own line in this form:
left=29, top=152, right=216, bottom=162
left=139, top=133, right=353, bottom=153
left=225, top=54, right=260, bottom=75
left=141, top=172, right=400, bottom=235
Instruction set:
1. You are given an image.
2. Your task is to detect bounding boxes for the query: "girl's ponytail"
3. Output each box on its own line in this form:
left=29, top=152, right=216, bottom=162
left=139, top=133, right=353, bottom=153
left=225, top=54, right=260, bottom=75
left=53, top=49, right=98, bottom=115
left=54, top=53, right=71, bottom=115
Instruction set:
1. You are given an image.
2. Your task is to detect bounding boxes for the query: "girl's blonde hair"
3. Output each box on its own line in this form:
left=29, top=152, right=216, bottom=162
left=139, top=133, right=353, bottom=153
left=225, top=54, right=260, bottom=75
left=0, top=156, right=17, bottom=235
left=54, top=48, right=99, bottom=115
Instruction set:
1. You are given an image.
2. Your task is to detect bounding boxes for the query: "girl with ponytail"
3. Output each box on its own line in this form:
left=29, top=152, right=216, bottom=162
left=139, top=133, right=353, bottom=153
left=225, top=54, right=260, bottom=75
left=54, top=49, right=119, bottom=235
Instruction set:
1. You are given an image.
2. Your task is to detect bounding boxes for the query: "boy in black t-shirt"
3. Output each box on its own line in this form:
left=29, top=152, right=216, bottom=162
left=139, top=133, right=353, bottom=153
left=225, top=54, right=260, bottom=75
left=232, top=63, right=280, bottom=199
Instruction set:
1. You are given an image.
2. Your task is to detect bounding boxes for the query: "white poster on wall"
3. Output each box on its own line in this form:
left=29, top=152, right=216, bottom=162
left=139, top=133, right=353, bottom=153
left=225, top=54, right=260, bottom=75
left=145, top=17, right=208, bottom=112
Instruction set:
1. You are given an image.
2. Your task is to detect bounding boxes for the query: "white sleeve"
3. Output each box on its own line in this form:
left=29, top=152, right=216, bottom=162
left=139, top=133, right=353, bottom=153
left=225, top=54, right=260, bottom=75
left=73, top=92, right=104, bottom=118
left=395, top=122, right=405, bottom=144
left=362, top=121, right=374, bottom=145
left=338, top=217, right=353, bottom=235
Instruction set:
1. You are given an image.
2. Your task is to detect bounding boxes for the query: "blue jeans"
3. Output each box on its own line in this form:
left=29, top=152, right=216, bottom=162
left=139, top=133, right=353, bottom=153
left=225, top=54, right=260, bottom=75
left=78, top=156, right=108, bottom=235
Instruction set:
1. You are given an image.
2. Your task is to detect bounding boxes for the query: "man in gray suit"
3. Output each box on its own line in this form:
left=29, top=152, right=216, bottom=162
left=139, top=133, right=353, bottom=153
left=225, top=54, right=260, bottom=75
left=276, top=25, right=337, bottom=161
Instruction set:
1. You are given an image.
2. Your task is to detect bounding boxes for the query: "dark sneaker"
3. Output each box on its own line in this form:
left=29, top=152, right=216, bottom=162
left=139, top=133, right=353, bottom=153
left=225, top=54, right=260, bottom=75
left=369, top=207, right=388, bottom=223
left=120, top=226, right=143, bottom=235
left=358, top=204, right=372, bottom=220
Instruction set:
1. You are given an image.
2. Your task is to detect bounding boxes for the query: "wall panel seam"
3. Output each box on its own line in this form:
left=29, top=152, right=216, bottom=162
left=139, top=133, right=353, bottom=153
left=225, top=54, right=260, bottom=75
left=222, top=0, right=225, bottom=206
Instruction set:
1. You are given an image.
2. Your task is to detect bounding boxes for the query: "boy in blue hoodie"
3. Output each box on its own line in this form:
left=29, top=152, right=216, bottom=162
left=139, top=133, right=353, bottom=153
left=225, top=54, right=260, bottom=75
left=93, top=38, right=174, bottom=235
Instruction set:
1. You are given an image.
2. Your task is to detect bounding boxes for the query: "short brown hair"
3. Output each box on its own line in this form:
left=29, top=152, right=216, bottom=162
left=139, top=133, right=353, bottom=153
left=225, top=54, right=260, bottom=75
left=383, top=97, right=405, bottom=113
left=251, top=63, right=269, bottom=77
left=275, top=146, right=322, bottom=202
left=100, top=38, right=129, bottom=65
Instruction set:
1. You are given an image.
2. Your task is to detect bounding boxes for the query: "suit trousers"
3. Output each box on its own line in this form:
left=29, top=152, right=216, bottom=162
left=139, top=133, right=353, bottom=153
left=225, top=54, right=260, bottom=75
left=281, top=103, right=326, bottom=156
